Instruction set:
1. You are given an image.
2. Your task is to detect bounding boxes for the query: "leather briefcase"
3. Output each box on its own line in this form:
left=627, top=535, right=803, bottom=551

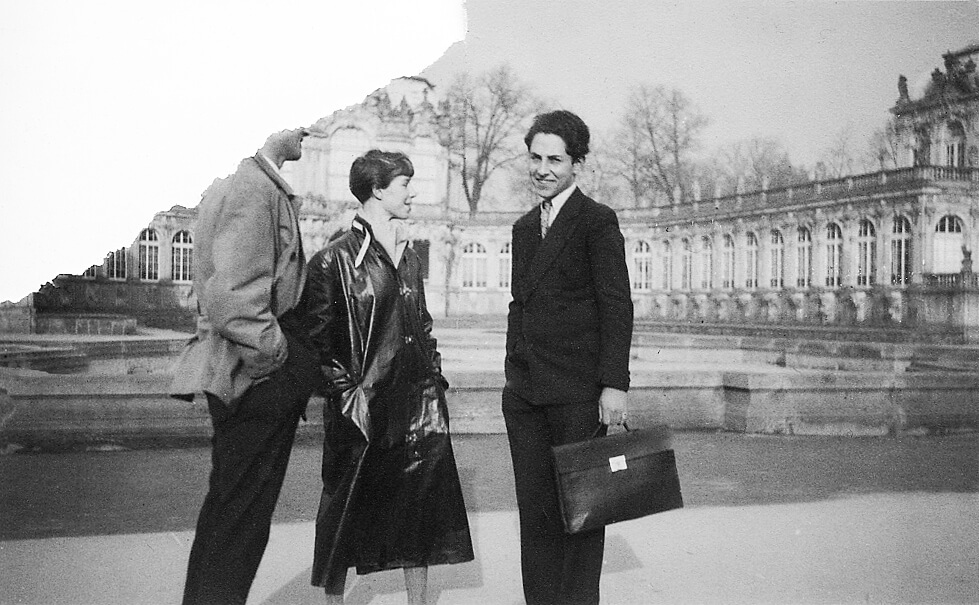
left=551, top=424, right=683, bottom=534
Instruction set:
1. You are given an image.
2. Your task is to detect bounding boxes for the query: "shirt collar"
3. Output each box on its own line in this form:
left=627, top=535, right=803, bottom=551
left=254, top=152, right=296, bottom=198
left=542, top=183, right=576, bottom=227
left=259, top=152, right=283, bottom=179
left=352, top=212, right=408, bottom=268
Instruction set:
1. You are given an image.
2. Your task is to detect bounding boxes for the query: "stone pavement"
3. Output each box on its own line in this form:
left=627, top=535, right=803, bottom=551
left=2, top=433, right=977, bottom=604
left=3, top=494, right=978, bottom=605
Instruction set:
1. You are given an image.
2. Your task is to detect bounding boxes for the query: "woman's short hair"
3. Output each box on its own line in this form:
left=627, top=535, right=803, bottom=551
left=349, top=149, right=415, bottom=203
left=523, top=110, right=590, bottom=163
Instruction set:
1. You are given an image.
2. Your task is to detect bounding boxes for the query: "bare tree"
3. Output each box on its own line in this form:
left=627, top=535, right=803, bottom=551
left=818, top=126, right=861, bottom=178
left=865, top=117, right=903, bottom=171
left=577, top=135, right=626, bottom=208
left=712, top=136, right=806, bottom=192
left=615, top=85, right=708, bottom=206
left=609, top=123, right=649, bottom=207
left=439, top=65, right=541, bottom=216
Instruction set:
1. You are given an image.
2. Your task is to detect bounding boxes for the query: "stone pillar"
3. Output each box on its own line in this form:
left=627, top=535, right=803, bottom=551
left=732, top=223, right=746, bottom=291
left=158, top=228, right=173, bottom=283
left=880, top=211, right=895, bottom=287
left=968, top=207, right=979, bottom=274
left=710, top=228, right=722, bottom=291
left=786, top=222, right=799, bottom=289
left=693, top=235, right=702, bottom=291
left=813, top=218, right=827, bottom=289
left=841, top=216, right=855, bottom=287
left=915, top=204, right=931, bottom=283
left=758, top=224, right=772, bottom=290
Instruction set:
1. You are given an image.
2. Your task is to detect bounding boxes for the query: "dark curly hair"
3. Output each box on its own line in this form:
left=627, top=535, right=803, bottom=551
left=349, top=149, right=415, bottom=203
left=523, top=110, right=590, bottom=162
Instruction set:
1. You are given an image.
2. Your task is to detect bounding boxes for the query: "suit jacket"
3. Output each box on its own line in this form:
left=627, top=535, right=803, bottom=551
left=169, top=154, right=307, bottom=406
left=505, top=187, right=633, bottom=406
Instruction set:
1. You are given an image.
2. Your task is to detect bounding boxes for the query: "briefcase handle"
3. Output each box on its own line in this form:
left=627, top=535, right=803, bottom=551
left=593, top=421, right=632, bottom=438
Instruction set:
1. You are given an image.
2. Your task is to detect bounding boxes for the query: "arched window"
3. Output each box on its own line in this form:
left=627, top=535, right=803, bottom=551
left=460, top=242, right=487, bottom=289
left=856, top=219, right=877, bottom=287
left=825, top=223, right=843, bottom=288
left=138, top=228, right=160, bottom=281
left=934, top=214, right=965, bottom=273
left=722, top=234, right=735, bottom=289
left=946, top=121, right=966, bottom=168
left=498, top=242, right=512, bottom=289
left=891, top=216, right=912, bottom=286
left=106, top=248, right=127, bottom=280
left=770, top=230, right=784, bottom=288
left=797, top=227, right=812, bottom=287
left=699, top=237, right=713, bottom=290
left=632, top=241, right=652, bottom=291
left=680, top=239, right=693, bottom=290
left=660, top=240, right=673, bottom=291
left=172, top=231, right=194, bottom=282
left=745, top=232, right=759, bottom=289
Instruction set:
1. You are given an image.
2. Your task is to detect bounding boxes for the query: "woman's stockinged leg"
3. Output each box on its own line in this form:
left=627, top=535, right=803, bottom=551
left=404, top=566, right=429, bottom=605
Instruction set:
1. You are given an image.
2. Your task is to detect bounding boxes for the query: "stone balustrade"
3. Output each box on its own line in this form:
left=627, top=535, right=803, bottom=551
left=619, top=166, right=979, bottom=221
left=634, top=282, right=979, bottom=343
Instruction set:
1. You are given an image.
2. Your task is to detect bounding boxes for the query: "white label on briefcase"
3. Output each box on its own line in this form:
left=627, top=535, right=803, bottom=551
left=609, top=455, right=628, bottom=472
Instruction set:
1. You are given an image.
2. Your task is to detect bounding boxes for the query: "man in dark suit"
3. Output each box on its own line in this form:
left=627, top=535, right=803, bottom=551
left=504, top=110, right=634, bottom=605
left=170, top=127, right=320, bottom=605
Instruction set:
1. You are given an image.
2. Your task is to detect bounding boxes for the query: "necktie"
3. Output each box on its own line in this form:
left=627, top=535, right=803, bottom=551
left=540, top=199, right=552, bottom=238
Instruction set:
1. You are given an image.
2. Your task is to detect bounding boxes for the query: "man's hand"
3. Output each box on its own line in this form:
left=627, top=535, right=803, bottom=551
left=599, top=387, right=628, bottom=426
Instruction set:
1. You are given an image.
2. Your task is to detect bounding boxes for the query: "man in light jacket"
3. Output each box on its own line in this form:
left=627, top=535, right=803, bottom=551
left=170, top=126, right=320, bottom=605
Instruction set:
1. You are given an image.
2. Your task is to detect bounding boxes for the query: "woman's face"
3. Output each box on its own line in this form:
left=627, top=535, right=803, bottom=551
left=375, top=174, right=415, bottom=220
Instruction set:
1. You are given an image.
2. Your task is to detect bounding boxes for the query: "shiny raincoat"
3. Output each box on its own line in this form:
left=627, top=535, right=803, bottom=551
left=302, top=216, right=473, bottom=588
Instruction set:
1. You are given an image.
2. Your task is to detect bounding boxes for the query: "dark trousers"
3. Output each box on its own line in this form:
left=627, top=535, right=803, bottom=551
left=183, top=331, right=318, bottom=605
left=502, top=387, right=607, bottom=605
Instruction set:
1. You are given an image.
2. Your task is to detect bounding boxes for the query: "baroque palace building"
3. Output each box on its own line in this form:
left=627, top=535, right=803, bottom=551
left=4, top=46, right=979, bottom=340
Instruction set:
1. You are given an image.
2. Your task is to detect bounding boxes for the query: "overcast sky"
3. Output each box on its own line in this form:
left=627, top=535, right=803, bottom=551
left=0, top=0, right=463, bottom=303
left=1, top=0, right=977, bottom=304
left=422, top=0, right=979, bottom=166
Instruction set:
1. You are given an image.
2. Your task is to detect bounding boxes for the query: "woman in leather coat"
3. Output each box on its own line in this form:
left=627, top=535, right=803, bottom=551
left=302, top=150, right=473, bottom=605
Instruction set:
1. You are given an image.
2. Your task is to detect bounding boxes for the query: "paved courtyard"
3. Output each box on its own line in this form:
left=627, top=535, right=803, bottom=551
left=2, top=431, right=977, bottom=604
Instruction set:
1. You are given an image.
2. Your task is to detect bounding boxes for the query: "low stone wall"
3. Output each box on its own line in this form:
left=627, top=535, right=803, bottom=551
left=721, top=371, right=979, bottom=436
left=3, top=364, right=977, bottom=446
left=0, top=304, right=33, bottom=333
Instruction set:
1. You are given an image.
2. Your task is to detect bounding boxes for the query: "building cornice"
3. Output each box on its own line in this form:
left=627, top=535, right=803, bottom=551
left=615, top=167, right=978, bottom=228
